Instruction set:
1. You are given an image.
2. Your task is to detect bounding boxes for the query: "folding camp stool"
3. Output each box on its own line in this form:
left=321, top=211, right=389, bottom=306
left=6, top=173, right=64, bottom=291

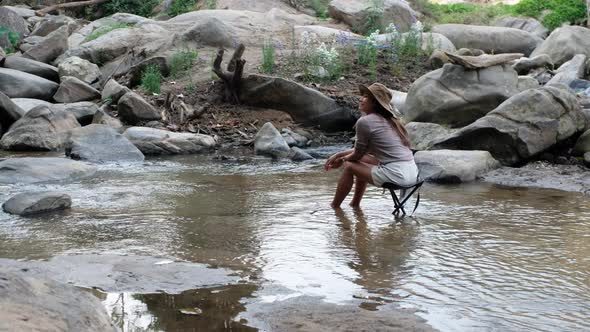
left=381, top=177, right=424, bottom=217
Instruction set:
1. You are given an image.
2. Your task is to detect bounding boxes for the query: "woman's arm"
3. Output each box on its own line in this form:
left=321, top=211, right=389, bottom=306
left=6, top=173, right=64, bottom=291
left=344, top=119, right=370, bottom=162
left=325, top=148, right=354, bottom=170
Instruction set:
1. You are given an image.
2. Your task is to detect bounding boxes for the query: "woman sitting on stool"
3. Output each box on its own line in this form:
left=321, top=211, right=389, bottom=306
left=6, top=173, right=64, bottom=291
left=325, top=83, right=418, bottom=209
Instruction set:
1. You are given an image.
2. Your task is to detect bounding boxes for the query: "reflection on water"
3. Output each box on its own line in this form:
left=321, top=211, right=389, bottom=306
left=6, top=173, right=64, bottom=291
left=88, top=284, right=257, bottom=332
left=1, top=153, right=590, bottom=331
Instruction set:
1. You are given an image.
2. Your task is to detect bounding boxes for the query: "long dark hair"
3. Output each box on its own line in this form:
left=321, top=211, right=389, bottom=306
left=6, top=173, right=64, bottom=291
left=371, top=98, right=411, bottom=148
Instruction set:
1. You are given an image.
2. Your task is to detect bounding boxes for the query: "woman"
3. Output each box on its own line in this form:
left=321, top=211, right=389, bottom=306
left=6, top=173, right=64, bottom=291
left=325, top=83, right=418, bottom=209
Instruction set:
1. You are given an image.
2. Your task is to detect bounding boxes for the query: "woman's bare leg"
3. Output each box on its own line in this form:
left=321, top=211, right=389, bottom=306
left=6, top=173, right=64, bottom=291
left=331, top=160, right=375, bottom=209
left=350, top=155, right=379, bottom=208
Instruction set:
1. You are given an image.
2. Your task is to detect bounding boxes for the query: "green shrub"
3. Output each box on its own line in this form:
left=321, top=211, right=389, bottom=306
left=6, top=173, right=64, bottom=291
left=309, top=0, right=329, bottom=19
left=363, top=0, right=384, bottom=35
left=84, top=23, right=134, bottom=42
left=422, top=2, right=513, bottom=26
left=206, top=0, right=217, bottom=9
left=261, top=40, right=275, bottom=74
left=169, top=49, right=198, bottom=78
left=512, top=0, right=586, bottom=30
left=167, top=0, right=197, bottom=17
left=0, top=26, right=20, bottom=54
left=100, top=0, right=160, bottom=17
left=141, top=65, right=162, bottom=94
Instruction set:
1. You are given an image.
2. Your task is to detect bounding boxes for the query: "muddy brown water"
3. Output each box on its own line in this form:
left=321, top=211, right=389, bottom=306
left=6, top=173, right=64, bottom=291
left=1, top=147, right=589, bottom=331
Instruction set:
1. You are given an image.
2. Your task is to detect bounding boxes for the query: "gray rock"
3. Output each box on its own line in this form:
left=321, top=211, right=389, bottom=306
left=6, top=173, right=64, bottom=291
left=546, top=54, right=586, bottom=88
left=573, top=129, right=590, bottom=156
left=289, top=146, right=314, bottom=161
left=66, top=124, right=144, bottom=162
left=0, top=157, right=96, bottom=184
left=0, top=269, right=117, bottom=331
left=0, top=67, right=59, bottom=100
left=240, top=75, right=357, bottom=131
left=92, top=107, right=123, bottom=130
left=517, top=76, right=540, bottom=91
left=404, top=64, right=520, bottom=127
left=53, top=101, right=99, bottom=126
left=584, top=152, right=590, bottom=167
left=2, top=192, right=71, bottom=215
left=117, top=92, right=161, bottom=125
left=531, top=26, right=590, bottom=66
left=31, top=15, right=78, bottom=37
left=415, top=149, right=500, bottom=183
left=53, top=76, right=100, bottom=103
left=493, top=16, right=548, bottom=39
left=0, top=105, right=80, bottom=151
left=179, top=16, right=234, bottom=48
left=432, top=24, right=541, bottom=56
left=2, top=6, right=36, bottom=19
left=281, top=128, right=309, bottom=147
left=390, top=89, right=406, bottom=114
left=101, top=78, right=130, bottom=103
left=512, top=54, right=554, bottom=75
left=433, top=86, right=584, bottom=165
left=427, top=49, right=450, bottom=69
left=0, top=91, right=25, bottom=136
left=405, top=122, right=455, bottom=151
left=23, top=25, right=68, bottom=64
left=10, top=98, right=52, bottom=112
left=374, top=32, right=456, bottom=53
left=58, top=56, right=101, bottom=84
left=0, top=7, right=28, bottom=50
left=254, top=122, right=291, bottom=158
left=123, top=126, right=216, bottom=155
left=328, top=0, right=418, bottom=34
left=3, top=56, right=60, bottom=84
left=18, top=35, right=44, bottom=53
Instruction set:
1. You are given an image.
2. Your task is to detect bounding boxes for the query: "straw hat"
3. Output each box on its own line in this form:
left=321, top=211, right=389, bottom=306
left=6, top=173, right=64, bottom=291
left=358, top=83, right=397, bottom=118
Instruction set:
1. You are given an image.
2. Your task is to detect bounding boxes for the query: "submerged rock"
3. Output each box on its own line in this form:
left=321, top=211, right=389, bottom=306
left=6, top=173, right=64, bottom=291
left=123, top=127, right=216, bottom=155
left=0, top=157, right=96, bottom=184
left=2, top=192, right=71, bottom=216
left=289, top=147, right=314, bottom=161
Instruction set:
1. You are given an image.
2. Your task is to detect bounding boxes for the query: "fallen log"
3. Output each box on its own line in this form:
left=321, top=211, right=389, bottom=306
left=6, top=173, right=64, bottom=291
left=212, top=44, right=245, bottom=104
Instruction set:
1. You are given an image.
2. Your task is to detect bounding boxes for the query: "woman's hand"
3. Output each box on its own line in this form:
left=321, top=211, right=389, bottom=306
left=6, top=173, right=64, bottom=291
left=325, top=153, right=346, bottom=171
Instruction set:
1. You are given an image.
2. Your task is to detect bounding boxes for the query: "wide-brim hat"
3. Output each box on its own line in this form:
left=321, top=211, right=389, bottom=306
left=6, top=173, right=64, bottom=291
left=359, top=83, right=398, bottom=118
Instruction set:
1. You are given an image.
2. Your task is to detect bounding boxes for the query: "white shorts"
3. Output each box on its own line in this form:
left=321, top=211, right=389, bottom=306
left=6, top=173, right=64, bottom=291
left=371, top=160, right=419, bottom=187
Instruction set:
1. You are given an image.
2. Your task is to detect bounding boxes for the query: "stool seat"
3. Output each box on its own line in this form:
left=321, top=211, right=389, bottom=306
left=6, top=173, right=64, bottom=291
left=381, top=179, right=424, bottom=217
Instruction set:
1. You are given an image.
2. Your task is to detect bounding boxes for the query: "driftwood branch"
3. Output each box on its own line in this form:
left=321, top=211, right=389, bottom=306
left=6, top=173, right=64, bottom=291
left=212, top=44, right=246, bottom=104
left=36, top=0, right=110, bottom=16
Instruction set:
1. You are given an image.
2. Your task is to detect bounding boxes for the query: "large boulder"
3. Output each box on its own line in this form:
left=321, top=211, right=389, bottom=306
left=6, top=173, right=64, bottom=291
left=0, top=105, right=80, bottom=151
left=117, top=92, right=161, bottom=125
left=531, top=26, right=590, bottom=66
left=546, top=54, right=586, bottom=88
left=66, top=124, right=144, bottom=162
left=405, top=122, right=455, bottom=151
left=92, top=107, right=123, bottom=130
left=433, top=86, right=584, bottom=165
left=432, top=24, right=540, bottom=56
left=493, top=16, right=548, bottom=39
left=0, top=68, right=59, bottom=100
left=67, top=13, right=151, bottom=48
left=374, top=32, right=456, bottom=53
left=0, top=269, right=117, bottom=331
left=123, top=126, right=216, bottom=155
left=10, top=98, right=52, bottom=112
left=240, top=75, right=357, bottom=131
left=327, top=0, right=417, bottom=34
left=0, top=157, right=96, bottom=184
left=58, top=56, right=101, bottom=84
left=53, top=76, right=101, bottom=103
left=10, top=99, right=99, bottom=125
left=3, top=56, right=60, bottom=82
left=2, top=5, right=35, bottom=19
left=2, top=192, right=71, bottom=216
left=254, top=122, right=291, bottom=158
left=404, top=63, right=520, bottom=127
left=415, top=150, right=500, bottom=183
left=0, top=7, right=28, bottom=50
left=0, top=91, right=25, bottom=136
left=23, top=25, right=68, bottom=64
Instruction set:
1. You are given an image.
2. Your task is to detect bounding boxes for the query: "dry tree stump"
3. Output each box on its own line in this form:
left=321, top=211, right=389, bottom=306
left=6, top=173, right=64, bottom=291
left=212, top=43, right=246, bottom=104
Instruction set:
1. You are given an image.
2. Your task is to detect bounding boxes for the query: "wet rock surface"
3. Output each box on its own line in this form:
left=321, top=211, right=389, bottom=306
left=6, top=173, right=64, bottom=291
left=0, top=157, right=96, bottom=184
left=2, top=191, right=72, bottom=216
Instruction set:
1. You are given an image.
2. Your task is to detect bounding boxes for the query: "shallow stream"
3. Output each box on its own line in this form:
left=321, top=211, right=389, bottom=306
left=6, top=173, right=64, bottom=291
left=1, top=148, right=589, bottom=331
